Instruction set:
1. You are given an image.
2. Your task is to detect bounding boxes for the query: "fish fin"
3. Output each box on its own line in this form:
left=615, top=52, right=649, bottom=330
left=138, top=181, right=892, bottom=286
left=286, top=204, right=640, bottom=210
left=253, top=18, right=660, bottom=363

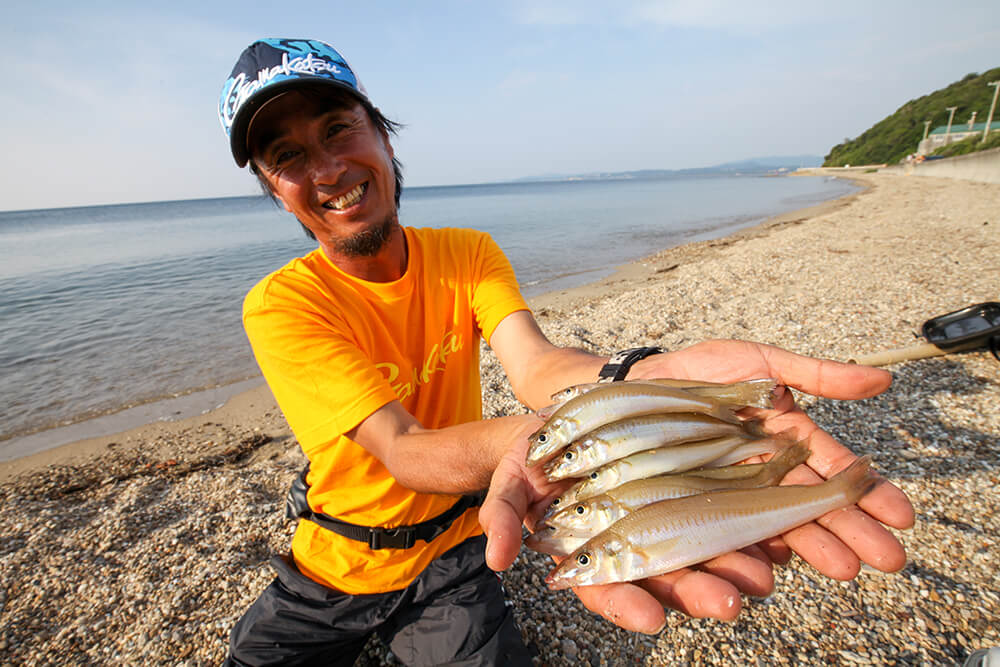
left=828, top=455, right=881, bottom=504
left=768, top=426, right=800, bottom=444
left=755, top=440, right=811, bottom=485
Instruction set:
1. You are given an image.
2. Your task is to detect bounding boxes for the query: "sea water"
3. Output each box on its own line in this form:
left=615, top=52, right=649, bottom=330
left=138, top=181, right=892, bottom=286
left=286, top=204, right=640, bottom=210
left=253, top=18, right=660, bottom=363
left=0, top=174, right=856, bottom=458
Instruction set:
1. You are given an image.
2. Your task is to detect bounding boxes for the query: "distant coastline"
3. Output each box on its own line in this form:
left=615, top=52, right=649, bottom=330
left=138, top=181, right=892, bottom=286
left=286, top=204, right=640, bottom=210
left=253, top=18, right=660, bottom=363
left=510, top=154, right=824, bottom=184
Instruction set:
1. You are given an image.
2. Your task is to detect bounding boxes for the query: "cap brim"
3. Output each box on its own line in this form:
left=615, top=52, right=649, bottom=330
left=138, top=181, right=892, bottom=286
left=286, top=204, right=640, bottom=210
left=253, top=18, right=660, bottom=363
left=229, top=78, right=369, bottom=167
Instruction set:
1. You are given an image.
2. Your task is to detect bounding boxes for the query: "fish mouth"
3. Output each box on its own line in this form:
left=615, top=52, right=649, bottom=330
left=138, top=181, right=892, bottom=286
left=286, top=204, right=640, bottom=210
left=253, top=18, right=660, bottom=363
left=322, top=182, right=367, bottom=210
left=544, top=569, right=576, bottom=590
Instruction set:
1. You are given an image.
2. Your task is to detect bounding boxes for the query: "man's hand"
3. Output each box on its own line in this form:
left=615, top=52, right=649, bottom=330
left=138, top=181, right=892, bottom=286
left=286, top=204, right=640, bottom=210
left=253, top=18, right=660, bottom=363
left=477, top=339, right=915, bottom=633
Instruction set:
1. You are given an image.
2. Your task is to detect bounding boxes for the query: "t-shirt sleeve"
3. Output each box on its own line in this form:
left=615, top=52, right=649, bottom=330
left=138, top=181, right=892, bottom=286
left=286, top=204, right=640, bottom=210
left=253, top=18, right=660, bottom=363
left=470, top=232, right=530, bottom=344
left=243, top=280, right=398, bottom=452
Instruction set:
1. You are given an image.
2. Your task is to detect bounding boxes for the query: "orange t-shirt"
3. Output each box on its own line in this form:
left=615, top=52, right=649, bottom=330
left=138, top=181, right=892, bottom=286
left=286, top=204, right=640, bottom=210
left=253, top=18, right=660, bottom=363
left=243, top=226, right=528, bottom=594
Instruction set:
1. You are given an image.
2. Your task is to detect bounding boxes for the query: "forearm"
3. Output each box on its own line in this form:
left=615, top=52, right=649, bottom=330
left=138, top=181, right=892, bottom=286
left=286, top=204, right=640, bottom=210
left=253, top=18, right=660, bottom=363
left=509, top=346, right=607, bottom=410
left=378, top=412, right=543, bottom=495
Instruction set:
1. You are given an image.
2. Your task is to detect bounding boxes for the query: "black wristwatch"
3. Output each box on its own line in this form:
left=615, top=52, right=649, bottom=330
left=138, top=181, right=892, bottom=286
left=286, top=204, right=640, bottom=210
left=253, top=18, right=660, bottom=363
left=597, top=346, right=664, bottom=382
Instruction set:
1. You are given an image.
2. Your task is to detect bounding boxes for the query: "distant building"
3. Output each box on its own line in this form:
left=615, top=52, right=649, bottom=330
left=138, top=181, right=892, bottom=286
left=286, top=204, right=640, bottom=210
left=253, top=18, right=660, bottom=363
left=918, top=121, right=1000, bottom=155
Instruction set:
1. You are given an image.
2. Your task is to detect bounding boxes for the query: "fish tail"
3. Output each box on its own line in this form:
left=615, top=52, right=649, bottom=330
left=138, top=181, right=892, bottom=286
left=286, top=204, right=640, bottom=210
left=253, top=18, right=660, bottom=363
left=741, top=418, right=769, bottom=438
left=755, top=440, right=811, bottom=485
left=713, top=404, right=743, bottom=425
left=828, top=455, right=881, bottom=504
left=728, top=378, right=779, bottom=408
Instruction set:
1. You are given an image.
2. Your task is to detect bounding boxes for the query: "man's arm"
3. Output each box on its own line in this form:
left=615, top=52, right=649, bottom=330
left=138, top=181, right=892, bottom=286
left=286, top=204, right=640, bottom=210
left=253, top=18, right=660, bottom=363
left=344, top=310, right=595, bottom=495
left=346, top=402, right=546, bottom=495
left=486, top=310, right=607, bottom=410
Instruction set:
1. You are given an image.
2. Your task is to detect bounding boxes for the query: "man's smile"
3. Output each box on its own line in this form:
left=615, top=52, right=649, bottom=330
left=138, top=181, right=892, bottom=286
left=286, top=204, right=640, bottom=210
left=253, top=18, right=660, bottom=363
left=323, top=182, right=368, bottom=210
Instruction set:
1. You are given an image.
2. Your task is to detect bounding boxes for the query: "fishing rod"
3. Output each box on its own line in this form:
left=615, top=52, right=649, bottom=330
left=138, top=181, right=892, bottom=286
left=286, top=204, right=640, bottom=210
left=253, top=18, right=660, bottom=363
left=850, top=302, right=1000, bottom=366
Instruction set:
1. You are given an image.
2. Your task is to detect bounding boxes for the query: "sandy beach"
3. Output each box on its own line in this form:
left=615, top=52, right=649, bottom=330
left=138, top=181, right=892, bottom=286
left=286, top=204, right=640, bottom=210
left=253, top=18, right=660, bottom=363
left=1, top=171, right=998, bottom=665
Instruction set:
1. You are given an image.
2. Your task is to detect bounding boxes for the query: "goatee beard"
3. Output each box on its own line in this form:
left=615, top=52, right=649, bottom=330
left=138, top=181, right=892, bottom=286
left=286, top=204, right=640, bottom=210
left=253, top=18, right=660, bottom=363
left=333, top=215, right=399, bottom=257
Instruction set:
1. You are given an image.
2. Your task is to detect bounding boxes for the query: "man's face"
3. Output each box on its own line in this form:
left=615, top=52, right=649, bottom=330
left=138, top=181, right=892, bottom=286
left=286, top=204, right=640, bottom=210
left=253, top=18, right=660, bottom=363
left=248, top=90, right=398, bottom=257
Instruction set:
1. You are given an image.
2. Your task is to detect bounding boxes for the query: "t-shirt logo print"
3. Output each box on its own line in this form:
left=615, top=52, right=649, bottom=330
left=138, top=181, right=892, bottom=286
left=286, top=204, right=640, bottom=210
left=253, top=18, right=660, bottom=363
left=376, top=331, right=464, bottom=401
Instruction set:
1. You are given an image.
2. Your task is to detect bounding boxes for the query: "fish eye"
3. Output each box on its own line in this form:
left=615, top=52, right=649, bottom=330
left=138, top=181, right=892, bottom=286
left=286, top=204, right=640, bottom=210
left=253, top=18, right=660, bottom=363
left=575, top=505, right=586, bottom=515
left=564, top=451, right=574, bottom=461
left=550, top=498, right=561, bottom=506
left=545, top=525, right=556, bottom=533
left=537, top=433, right=548, bottom=444
left=589, top=472, right=599, bottom=480
left=577, top=553, right=590, bottom=566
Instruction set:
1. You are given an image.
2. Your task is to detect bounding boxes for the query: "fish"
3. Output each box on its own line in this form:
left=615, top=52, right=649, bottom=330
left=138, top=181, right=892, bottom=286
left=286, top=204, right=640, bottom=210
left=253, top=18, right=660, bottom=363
left=525, top=442, right=810, bottom=557
left=548, top=441, right=809, bottom=533
left=544, top=456, right=880, bottom=589
left=542, top=413, right=753, bottom=482
left=541, top=432, right=792, bottom=520
left=539, top=378, right=778, bottom=419
left=526, top=383, right=742, bottom=466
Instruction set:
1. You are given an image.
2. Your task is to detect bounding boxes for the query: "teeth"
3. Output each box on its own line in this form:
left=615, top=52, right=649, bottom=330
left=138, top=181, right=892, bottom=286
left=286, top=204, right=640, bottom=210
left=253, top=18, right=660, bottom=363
left=327, top=183, right=366, bottom=210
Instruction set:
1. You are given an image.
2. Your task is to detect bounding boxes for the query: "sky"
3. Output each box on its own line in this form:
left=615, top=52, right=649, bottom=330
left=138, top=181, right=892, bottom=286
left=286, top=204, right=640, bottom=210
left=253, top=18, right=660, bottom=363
left=3, top=1, right=999, bottom=211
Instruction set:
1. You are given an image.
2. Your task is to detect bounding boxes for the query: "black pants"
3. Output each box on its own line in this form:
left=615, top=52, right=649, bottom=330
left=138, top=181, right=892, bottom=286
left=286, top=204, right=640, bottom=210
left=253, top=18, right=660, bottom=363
left=225, top=535, right=534, bottom=666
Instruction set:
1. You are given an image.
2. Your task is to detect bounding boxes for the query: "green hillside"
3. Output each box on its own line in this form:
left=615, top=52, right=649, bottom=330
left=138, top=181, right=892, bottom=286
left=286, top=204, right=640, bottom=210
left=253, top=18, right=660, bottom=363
left=824, top=67, right=1000, bottom=166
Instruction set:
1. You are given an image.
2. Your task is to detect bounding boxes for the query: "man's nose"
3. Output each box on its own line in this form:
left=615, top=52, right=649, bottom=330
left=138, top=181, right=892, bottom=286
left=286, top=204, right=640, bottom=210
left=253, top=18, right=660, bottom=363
left=307, top=147, right=347, bottom=185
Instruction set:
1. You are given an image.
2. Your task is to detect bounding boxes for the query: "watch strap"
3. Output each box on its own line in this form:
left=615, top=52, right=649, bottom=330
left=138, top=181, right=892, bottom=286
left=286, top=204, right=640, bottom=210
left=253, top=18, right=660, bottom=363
left=598, top=346, right=664, bottom=382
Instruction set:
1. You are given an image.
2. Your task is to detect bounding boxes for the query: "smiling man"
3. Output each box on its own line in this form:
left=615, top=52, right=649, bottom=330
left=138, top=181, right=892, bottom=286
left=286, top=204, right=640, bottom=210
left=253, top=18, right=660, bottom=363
left=217, top=38, right=913, bottom=667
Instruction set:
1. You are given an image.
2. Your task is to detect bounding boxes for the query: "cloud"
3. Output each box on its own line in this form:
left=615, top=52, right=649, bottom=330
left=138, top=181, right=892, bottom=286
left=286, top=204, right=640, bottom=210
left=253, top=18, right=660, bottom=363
left=626, top=0, right=832, bottom=30
left=513, top=0, right=836, bottom=31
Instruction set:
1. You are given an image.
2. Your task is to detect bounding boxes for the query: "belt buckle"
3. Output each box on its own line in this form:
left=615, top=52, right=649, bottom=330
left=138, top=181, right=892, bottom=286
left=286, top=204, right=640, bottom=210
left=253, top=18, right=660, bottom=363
left=369, top=526, right=417, bottom=550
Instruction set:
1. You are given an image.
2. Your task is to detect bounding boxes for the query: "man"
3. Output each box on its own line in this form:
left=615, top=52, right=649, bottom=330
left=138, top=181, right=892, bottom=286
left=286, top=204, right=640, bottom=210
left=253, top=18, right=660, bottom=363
left=218, top=38, right=913, bottom=666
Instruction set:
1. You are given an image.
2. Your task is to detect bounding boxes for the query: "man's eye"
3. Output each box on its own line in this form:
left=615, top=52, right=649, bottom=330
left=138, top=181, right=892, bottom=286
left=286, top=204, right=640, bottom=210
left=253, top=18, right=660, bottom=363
left=327, top=123, right=348, bottom=137
left=272, top=150, right=298, bottom=167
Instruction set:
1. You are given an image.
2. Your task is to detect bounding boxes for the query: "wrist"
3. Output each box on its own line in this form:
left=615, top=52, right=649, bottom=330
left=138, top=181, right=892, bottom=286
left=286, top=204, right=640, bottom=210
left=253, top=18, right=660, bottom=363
left=597, top=346, right=664, bottom=382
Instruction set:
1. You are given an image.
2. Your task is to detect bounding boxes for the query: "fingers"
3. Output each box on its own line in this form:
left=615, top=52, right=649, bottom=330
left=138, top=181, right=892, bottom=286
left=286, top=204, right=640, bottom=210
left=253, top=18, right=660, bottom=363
left=572, top=581, right=669, bottom=634
left=762, top=410, right=915, bottom=532
left=780, top=521, right=862, bottom=580
left=794, top=426, right=915, bottom=531
left=637, top=339, right=892, bottom=401
left=757, top=344, right=893, bottom=400
left=756, top=535, right=794, bottom=565
left=695, top=546, right=775, bottom=598
left=772, top=427, right=911, bottom=576
left=563, top=546, right=776, bottom=630
left=479, top=456, right=531, bottom=571
left=638, top=570, right=744, bottom=621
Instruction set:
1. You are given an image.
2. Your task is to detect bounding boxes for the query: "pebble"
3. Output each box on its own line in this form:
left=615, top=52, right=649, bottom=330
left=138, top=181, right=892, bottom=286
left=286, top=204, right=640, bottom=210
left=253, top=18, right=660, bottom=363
left=1, top=173, right=998, bottom=665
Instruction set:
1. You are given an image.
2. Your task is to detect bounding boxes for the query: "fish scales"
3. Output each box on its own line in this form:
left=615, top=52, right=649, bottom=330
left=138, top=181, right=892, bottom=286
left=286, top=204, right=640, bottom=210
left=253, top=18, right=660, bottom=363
left=543, top=442, right=809, bottom=533
left=633, top=493, right=849, bottom=573
left=548, top=433, right=784, bottom=513
left=545, top=456, right=879, bottom=589
left=527, top=440, right=808, bottom=557
left=542, top=378, right=778, bottom=417
left=543, top=413, right=748, bottom=481
left=526, top=383, right=741, bottom=466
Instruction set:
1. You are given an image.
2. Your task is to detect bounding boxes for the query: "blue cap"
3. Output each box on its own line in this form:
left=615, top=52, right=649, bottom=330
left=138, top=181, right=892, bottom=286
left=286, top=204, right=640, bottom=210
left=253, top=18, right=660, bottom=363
left=219, top=38, right=371, bottom=167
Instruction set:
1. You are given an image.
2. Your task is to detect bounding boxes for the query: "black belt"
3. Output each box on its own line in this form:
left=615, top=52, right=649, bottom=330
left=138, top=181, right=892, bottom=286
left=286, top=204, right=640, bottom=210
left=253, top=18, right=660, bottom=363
left=285, top=464, right=485, bottom=550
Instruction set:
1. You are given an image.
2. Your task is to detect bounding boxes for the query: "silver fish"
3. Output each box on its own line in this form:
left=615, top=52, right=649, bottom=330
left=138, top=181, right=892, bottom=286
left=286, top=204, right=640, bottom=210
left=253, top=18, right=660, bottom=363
left=525, top=442, right=810, bottom=557
left=549, top=441, right=809, bottom=533
left=526, top=383, right=741, bottom=466
left=542, top=413, right=752, bottom=482
left=539, top=378, right=777, bottom=419
left=542, top=433, right=790, bottom=520
left=545, top=456, right=879, bottom=589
